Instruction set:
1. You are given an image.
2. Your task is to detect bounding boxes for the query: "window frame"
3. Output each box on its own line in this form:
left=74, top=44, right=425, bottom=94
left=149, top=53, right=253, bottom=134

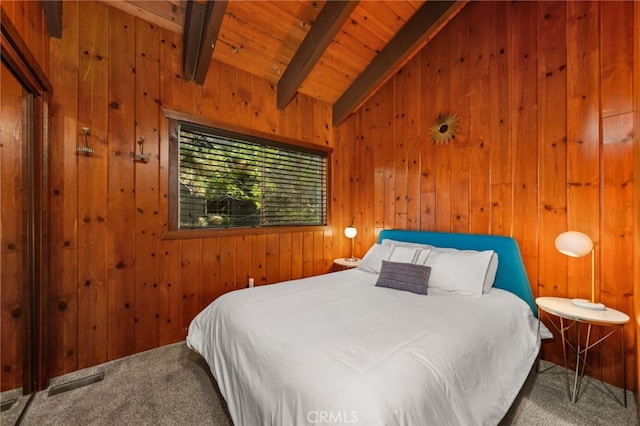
left=163, top=109, right=332, bottom=239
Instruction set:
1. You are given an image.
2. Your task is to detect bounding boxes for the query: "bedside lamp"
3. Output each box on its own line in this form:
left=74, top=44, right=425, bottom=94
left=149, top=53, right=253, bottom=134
left=344, top=225, right=358, bottom=262
left=555, top=231, right=605, bottom=310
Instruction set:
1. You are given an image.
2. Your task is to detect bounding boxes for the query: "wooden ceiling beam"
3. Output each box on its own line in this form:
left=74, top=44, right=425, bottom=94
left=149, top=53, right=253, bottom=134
left=183, top=1, right=206, bottom=81
left=193, top=0, right=227, bottom=84
left=183, top=0, right=227, bottom=84
left=42, top=0, right=63, bottom=38
left=332, top=0, right=468, bottom=126
left=277, top=1, right=358, bottom=110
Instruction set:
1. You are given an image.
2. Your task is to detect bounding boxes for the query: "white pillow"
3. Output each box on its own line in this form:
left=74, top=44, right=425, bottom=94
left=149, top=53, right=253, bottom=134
left=483, top=252, right=499, bottom=294
left=424, top=248, right=495, bottom=297
left=384, top=241, right=498, bottom=293
left=357, top=244, right=394, bottom=274
left=381, top=239, right=434, bottom=250
left=358, top=244, right=433, bottom=273
left=388, top=245, right=430, bottom=264
left=414, top=248, right=431, bottom=265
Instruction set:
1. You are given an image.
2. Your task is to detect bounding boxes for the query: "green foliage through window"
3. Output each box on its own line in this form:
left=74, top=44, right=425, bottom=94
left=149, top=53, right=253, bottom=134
left=177, top=122, right=327, bottom=229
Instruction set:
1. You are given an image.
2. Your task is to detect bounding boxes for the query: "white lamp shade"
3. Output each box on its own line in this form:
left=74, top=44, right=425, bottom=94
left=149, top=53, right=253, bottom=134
left=555, top=231, right=593, bottom=257
left=344, top=226, right=357, bottom=239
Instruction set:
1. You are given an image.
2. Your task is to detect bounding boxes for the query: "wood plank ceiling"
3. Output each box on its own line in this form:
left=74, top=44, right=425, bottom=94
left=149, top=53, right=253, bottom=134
left=89, top=0, right=467, bottom=125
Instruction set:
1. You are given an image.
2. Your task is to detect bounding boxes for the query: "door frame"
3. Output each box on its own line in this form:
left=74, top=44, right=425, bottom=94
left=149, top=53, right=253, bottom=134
left=1, top=7, right=51, bottom=393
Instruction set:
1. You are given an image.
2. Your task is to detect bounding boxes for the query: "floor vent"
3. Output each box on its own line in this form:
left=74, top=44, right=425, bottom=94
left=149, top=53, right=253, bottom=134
left=47, top=372, right=105, bottom=397
left=0, top=397, right=17, bottom=412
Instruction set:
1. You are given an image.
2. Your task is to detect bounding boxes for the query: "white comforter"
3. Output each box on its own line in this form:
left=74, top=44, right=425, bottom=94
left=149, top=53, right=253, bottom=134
left=187, top=269, right=542, bottom=426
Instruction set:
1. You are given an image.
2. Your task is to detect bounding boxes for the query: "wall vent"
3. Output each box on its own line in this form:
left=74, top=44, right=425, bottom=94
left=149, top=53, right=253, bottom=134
left=0, top=397, right=17, bottom=412
left=47, top=372, right=104, bottom=397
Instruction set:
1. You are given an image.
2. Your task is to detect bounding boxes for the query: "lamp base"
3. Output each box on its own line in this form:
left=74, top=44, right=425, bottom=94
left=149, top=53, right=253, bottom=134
left=571, top=298, right=606, bottom=311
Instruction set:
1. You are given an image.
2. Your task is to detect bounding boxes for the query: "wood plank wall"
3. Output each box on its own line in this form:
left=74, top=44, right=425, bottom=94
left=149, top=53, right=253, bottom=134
left=45, top=1, right=346, bottom=378
left=337, top=0, right=638, bottom=389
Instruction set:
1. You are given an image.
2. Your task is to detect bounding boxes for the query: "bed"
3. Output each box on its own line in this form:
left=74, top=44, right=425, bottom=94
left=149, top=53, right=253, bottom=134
left=187, top=230, right=545, bottom=425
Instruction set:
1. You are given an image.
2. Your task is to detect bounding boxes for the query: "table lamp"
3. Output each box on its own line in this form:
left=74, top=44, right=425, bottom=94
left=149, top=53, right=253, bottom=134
left=344, top=225, right=358, bottom=262
left=555, top=231, right=605, bottom=310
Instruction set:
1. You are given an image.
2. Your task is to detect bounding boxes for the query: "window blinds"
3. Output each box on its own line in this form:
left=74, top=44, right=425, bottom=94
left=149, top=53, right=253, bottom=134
left=178, top=123, right=327, bottom=229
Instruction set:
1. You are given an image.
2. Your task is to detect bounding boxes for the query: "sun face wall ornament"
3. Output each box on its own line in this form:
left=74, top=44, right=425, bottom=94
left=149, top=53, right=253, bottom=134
left=430, top=113, right=460, bottom=144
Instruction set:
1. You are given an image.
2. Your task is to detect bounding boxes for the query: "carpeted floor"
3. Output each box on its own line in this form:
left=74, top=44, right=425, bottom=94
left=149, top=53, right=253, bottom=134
left=1, top=342, right=637, bottom=426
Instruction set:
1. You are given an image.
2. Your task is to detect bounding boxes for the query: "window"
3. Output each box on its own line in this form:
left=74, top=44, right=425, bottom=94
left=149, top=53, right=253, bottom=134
left=169, top=116, right=328, bottom=231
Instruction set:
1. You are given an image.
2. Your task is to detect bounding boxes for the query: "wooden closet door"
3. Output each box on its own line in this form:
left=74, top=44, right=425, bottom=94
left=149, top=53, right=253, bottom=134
left=0, top=60, right=31, bottom=393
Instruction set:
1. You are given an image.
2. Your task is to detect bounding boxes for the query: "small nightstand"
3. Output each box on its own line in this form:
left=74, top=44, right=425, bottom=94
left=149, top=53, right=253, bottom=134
left=536, top=296, right=629, bottom=406
left=333, top=257, right=361, bottom=270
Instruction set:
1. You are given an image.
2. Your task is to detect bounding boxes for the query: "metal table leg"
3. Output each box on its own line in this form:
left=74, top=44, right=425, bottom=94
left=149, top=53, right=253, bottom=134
left=544, top=314, right=626, bottom=407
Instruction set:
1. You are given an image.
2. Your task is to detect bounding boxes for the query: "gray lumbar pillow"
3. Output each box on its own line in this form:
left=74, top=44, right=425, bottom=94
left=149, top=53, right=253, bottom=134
left=375, top=260, right=431, bottom=295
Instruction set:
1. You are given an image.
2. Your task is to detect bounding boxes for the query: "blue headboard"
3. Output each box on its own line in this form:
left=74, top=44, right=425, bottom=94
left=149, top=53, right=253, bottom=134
left=377, top=230, right=537, bottom=317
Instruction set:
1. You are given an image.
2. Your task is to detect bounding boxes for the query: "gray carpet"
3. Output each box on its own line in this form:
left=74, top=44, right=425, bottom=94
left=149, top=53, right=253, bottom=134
left=1, top=342, right=637, bottom=425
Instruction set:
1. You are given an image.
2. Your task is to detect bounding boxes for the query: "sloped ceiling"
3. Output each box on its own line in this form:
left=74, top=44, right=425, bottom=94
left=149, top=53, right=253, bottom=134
left=45, top=0, right=467, bottom=125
